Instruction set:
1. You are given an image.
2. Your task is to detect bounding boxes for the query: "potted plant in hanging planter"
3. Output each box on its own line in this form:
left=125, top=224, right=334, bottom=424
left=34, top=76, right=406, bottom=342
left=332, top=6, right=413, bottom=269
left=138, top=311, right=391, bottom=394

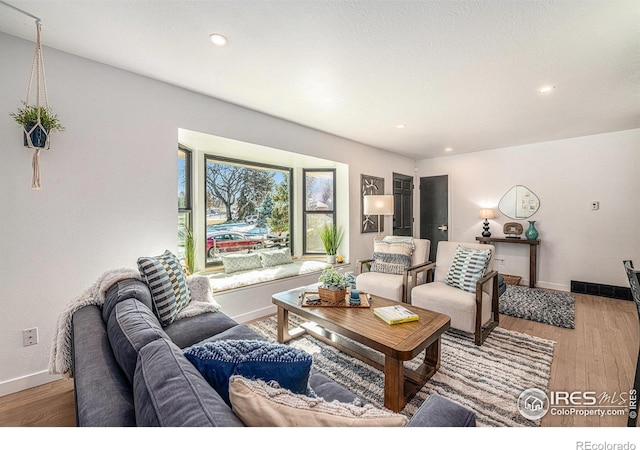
left=318, top=267, right=347, bottom=303
left=319, top=224, right=344, bottom=264
left=10, top=101, right=64, bottom=149
left=11, top=20, right=62, bottom=190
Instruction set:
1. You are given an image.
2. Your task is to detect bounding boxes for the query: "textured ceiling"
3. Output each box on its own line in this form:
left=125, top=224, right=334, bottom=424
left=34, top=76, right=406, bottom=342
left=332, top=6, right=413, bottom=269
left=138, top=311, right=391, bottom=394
left=0, top=0, right=638, bottom=159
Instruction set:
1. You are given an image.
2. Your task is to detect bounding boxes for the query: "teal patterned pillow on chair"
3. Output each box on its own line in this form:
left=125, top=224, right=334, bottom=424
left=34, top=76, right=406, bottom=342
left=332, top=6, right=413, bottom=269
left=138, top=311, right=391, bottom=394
left=445, top=245, right=492, bottom=294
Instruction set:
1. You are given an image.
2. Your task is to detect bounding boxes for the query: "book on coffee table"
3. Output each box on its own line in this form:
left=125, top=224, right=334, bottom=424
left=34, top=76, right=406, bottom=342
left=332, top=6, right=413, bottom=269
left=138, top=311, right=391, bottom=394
left=373, top=305, right=419, bottom=325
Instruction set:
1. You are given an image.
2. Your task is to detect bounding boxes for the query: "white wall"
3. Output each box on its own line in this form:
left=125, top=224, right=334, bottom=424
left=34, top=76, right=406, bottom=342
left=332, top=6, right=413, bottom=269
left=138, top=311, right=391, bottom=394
left=415, top=129, right=640, bottom=291
left=0, top=32, right=414, bottom=394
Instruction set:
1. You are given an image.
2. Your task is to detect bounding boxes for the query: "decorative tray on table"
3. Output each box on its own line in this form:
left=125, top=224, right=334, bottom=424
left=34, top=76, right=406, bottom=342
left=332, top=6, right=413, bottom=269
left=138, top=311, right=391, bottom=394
left=300, top=291, right=371, bottom=308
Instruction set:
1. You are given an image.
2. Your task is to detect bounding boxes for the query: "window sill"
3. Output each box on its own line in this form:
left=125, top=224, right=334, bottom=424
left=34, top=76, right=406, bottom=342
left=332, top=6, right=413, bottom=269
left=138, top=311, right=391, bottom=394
left=200, top=259, right=333, bottom=293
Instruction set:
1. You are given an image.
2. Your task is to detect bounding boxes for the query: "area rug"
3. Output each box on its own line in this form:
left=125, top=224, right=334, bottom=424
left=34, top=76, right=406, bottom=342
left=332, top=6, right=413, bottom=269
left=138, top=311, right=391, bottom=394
left=499, top=285, right=575, bottom=329
left=248, top=314, right=555, bottom=427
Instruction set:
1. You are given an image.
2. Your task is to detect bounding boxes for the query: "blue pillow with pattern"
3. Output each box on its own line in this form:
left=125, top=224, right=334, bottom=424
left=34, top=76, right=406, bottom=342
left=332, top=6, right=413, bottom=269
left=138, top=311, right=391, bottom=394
left=184, top=340, right=313, bottom=405
left=445, top=245, right=492, bottom=293
left=370, top=241, right=414, bottom=275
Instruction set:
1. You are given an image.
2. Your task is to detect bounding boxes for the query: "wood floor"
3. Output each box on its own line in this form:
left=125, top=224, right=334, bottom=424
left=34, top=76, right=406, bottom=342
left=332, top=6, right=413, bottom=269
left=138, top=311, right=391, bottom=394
left=502, top=292, right=638, bottom=427
left=0, top=292, right=636, bottom=427
left=0, top=377, right=75, bottom=427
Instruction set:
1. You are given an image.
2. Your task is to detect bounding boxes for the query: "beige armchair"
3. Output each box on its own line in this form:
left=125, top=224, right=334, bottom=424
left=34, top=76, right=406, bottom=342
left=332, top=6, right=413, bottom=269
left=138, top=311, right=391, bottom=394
left=356, top=238, right=431, bottom=303
left=411, top=241, right=499, bottom=346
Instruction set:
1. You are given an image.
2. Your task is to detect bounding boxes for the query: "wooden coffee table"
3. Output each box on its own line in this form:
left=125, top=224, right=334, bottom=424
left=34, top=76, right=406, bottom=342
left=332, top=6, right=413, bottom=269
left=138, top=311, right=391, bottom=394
left=272, top=287, right=451, bottom=413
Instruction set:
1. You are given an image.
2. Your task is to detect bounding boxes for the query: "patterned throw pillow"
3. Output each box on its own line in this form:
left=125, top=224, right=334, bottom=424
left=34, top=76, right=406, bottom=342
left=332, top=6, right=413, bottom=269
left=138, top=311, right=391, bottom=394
left=137, top=250, right=191, bottom=326
left=228, top=376, right=408, bottom=427
left=220, top=253, right=263, bottom=274
left=184, top=340, right=313, bottom=406
left=445, top=245, right=492, bottom=294
left=370, top=241, right=414, bottom=275
left=260, top=248, right=293, bottom=267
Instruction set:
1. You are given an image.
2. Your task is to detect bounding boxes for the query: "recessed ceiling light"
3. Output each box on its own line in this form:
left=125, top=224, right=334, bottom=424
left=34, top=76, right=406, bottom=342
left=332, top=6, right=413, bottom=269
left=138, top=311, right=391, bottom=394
left=209, top=34, right=228, bottom=46
left=395, top=124, right=406, bottom=129
left=444, top=147, right=453, bottom=152
left=537, top=85, right=555, bottom=94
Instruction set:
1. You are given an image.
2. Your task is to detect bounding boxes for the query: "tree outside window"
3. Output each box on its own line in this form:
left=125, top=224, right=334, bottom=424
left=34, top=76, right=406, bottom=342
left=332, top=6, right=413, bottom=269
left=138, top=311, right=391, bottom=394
left=205, top=156, right=292, bottom=266
left=303, top=169, right=336, bottom=254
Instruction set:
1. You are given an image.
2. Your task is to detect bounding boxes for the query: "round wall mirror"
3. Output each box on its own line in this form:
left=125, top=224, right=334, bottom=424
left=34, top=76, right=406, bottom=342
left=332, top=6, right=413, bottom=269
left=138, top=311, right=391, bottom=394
left=498, top=185, right=540, bottom=219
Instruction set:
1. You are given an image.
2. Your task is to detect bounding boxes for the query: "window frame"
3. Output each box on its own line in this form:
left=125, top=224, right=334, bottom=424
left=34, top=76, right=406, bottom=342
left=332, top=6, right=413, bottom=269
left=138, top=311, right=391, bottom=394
left=178, top=146, right=193, bottom=261
left=204, top=153, right=294, bottom=267
left=302, top=168, right=337, bottom=255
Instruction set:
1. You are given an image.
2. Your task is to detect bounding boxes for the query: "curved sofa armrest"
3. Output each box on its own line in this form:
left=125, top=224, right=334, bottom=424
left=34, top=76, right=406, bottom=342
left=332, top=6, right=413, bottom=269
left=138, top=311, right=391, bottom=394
left=72, top=305, right=136, bottom=426
left=405, top=394, right=476, bottom=427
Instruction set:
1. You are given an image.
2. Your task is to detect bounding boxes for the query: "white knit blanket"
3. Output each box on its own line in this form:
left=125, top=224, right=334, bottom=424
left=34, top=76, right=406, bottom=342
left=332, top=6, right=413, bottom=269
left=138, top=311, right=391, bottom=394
left=48, top=268, right=221, bottom=379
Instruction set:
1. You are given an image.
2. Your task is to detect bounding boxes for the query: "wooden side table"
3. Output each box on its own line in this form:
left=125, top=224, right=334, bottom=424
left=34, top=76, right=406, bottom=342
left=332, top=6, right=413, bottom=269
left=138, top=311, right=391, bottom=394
left=476, top=236, right=540, bottom=288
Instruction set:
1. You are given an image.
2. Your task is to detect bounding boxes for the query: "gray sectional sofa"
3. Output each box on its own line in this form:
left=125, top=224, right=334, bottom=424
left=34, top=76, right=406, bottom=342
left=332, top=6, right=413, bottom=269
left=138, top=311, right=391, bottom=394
left=71, top=277, right=476, bottom=427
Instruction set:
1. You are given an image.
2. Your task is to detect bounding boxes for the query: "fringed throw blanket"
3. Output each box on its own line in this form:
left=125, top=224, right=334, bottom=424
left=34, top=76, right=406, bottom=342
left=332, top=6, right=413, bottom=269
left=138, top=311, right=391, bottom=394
left=48, top=268, right=220, bottom=379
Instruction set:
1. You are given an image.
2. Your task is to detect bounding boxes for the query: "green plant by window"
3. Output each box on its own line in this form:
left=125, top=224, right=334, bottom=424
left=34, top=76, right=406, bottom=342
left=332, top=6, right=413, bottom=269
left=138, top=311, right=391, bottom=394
left=183, top=227, right=195, bottom=274
left=10, top=101, right=65, bottom=132
left=319, top=224, right=343, bottom=256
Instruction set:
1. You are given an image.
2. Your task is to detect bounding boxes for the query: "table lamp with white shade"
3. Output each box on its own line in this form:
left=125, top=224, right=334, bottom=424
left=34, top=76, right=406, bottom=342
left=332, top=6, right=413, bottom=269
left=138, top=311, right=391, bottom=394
left=364, top=195, right=394, bottom=237
left=479, top=208, right=495, bottom=237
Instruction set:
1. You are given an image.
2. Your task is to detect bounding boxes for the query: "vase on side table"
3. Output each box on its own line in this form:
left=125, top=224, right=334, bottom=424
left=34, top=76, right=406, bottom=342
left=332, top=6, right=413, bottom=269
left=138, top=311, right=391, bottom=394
left=525, top=221, right=539, bottom=240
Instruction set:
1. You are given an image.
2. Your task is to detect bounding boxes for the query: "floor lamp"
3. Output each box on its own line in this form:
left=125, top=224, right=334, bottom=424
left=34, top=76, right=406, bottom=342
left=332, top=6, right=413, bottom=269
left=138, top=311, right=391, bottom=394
left=364, top=195, right=394, bottom=237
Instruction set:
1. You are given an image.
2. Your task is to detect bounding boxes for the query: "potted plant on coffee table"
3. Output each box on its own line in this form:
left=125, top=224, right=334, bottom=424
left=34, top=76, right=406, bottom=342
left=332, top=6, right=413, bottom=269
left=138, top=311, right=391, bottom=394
left=319, top=224, right=344, bottom=264
left=318, top=267, right=347, bottom=303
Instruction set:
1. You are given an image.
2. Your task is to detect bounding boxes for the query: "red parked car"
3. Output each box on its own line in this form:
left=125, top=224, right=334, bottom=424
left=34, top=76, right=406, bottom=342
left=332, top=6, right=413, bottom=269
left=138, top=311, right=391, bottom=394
left=206, top=232, right=263, bottom=257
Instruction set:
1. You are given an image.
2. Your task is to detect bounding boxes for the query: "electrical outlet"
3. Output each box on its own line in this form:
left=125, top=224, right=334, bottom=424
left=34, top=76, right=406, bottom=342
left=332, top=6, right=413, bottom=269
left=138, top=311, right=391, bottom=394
left=23, top=327, right=38, bottom=347
left=591, top=201, right=599, bottom=210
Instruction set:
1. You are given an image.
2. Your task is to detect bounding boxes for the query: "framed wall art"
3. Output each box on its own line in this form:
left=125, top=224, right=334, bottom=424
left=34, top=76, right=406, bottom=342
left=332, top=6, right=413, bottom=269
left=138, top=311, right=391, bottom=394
left=361, top=174, right=384, bottom=233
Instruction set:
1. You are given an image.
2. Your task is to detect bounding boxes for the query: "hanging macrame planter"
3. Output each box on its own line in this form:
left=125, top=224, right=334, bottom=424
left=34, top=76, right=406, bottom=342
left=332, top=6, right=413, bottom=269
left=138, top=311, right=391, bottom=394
left=10, top=19, right=64, bottom=189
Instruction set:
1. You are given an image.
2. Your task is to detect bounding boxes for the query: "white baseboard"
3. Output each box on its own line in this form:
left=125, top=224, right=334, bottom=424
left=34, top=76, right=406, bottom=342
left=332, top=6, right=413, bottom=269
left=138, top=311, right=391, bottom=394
left=0, top=304, right=277, bottom=397
left=0, top=370, right=62, bottom=397
left=233, top=304, right=277, bottom=324
left=534, top=281, right=570, bottom=292
left=509, top=277, right=570, bottom=292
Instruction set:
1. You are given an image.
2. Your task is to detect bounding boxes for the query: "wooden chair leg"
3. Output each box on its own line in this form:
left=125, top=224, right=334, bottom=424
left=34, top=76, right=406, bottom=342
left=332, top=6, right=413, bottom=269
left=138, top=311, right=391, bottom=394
left=475, top=290, right=483, bottom=346
left=474, top=276, right=499, bottom=346
left=492, top=274, right=500, bottom=324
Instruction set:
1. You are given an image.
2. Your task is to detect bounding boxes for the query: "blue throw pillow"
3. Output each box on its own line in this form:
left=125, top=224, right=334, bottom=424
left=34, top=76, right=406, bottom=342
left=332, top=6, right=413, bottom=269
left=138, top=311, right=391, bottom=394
left=184, top=340, right=313, bottom=406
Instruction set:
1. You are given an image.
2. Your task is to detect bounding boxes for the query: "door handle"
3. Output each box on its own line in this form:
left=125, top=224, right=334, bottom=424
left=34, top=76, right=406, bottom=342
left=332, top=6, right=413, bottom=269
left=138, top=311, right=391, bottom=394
left=437, top=225, right=448, bottom=231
